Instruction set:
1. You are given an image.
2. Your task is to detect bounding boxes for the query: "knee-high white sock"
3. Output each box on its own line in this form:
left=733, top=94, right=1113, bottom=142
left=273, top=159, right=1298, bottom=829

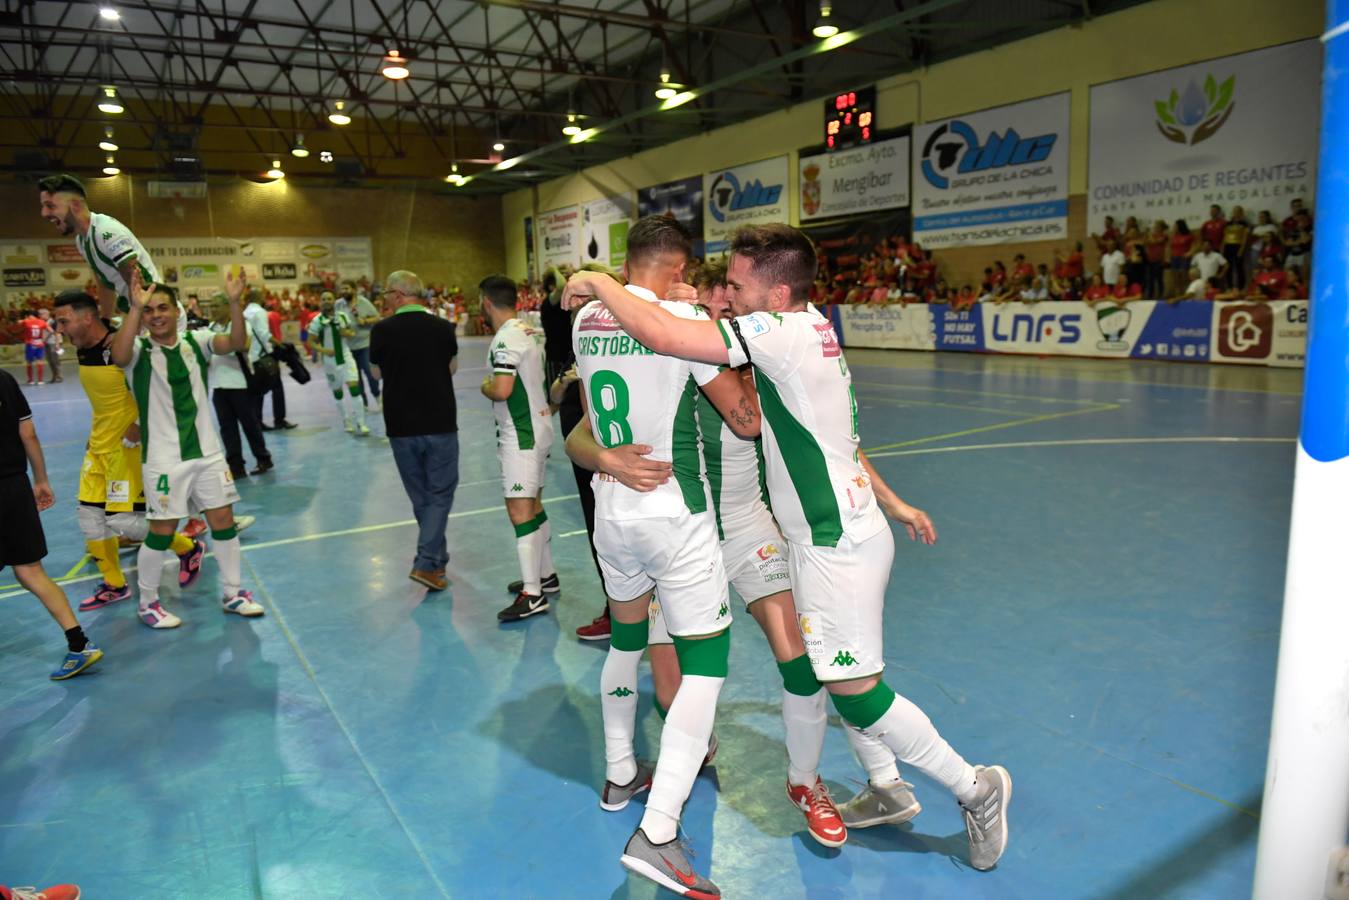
left=641, top=673, right=724, bottom=843
left=844, top=721, right=902, bottom=786
left=834, top=683, right=978, bottom=803
left=347, top=385, right=365, bottom=428
left=336, top=388, right=352, bottom=423
left=513, top=512, right=544, bottom=595
left=600, top=645, right=644, bottom=786
left=211, top=527, right=242, bottom=598
left=538, top=515, right=555, bottom=579
left=136, top=538, right=172, bottom=608
left=783, top=688, right=828, bottom=787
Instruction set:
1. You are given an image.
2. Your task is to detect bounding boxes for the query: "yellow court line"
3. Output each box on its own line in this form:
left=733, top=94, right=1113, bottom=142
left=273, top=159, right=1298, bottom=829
left=858, top=394, right=1059, bottom=418
left=851, top=380, right=1106, bottom=405
left=62, top=555, right=91, bottom=579
left=862, top=402, right=1120, bottom=454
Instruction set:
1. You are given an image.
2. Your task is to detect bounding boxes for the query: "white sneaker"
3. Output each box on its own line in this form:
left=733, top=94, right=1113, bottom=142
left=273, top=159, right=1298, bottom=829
left=234, top=514, right=256, bottom=533
left=357, top=423, right=370, bottom=436
left=343, top=418, right=355, bottom=433
left=222, top=590, right=265, bottom=617
left=140, top=601, right=182, bottom=629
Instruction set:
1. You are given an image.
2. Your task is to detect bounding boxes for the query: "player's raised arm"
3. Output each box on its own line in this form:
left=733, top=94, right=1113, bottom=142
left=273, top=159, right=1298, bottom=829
left=562, top=270, right=730, bottom=366
left=210, top=270, right=248, bottom=354
left=109, top=270, right=150, bottom=367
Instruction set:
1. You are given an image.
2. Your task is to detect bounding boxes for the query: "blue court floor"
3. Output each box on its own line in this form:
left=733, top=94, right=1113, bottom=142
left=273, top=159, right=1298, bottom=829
left=0, top=342, right=1302, bottom=898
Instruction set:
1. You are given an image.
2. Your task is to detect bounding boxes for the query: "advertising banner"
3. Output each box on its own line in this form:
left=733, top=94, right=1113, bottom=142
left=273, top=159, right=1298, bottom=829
left=48, top=266, right=93, bottom=288
left=580, top=197, right=633, bottom=269
left=703, top=156, right=790, bottom=255
left=538, top=206, right=580, bottom=270
left=1087, top=40, right=1320, bottom=227
left=3, top=268, right=45, bottom=288
left=1, top=245, right=44, bottom=267
left=638, top=176, right=705, bottom=254
left=837, top=302, right=934, bottom=350
left=799, top=135, right=911, bottom=221
left=1210, top=300, right=1308, bottom=367
left=912, top=93, right=1070, bottom=248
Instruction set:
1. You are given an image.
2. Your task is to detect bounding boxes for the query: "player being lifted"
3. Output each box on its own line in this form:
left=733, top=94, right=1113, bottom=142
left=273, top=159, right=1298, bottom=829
left=308, top=291, right=369, bottom=435
left=477, top=275, right=558, bottom=623
left=570, top=216, right=761, bottom=898
left=563, top=223, right=1012, bottom=874
left=51, top=291, right=208, bottom=616
left=109, top=271, right=265, bottom=628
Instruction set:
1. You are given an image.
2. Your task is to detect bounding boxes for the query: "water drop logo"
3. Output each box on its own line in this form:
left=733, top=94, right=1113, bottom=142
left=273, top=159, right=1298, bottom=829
left=1155, top=73, right=1235, bottom=145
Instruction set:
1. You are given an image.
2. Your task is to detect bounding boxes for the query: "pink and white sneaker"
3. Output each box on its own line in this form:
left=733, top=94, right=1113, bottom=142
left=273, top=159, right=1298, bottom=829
left=80, top=581, right=131, bottom=612
left=139, top=601, right=182, bottom=629
left=222, top=590, right=264, bottom=617
left=178, top=539, right=206, bottom=588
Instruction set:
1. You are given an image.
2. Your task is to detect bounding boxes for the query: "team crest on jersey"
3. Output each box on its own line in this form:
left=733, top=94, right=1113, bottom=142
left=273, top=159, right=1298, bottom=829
left=814, top=322, right=841, bottom=358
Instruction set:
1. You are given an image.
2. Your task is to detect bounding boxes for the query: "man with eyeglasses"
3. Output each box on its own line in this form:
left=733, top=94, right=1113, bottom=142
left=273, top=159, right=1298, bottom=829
left=368, top=272, right=461, bottom=592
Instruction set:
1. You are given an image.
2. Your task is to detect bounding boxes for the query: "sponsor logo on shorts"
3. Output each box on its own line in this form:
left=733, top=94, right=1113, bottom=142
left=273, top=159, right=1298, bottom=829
left=755, top=542, right=780, bottom=561
left=830, top=650, right=859, bottom=667
left=851, top=475, right=869, bottom=488
left=799, top=616, right=812, bottom=634
left=718, top=602, right=729, bottom=618
left=607, top=687, right=634, bottom=698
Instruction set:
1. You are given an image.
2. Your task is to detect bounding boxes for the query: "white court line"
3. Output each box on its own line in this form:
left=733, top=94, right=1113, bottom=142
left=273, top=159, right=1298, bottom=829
left=0, top=493, right=579, bottom=601
left=867, top=436, right=1295, bottom=459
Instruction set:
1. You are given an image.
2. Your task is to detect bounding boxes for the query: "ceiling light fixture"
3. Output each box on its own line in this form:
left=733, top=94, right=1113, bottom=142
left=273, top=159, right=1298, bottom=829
left=98, top=128, right=118, bottom=152
left=812, top=2, right=839, bottom=38
left=381, top=50, right=410, bottom=80
left=569, top=128, right=599, bottom=144
left=655, top=67, right=679, bottom=101
left=291, top=134, right=310, bottom=158
left=561, top=110, right=581, bottom=137
left=98, top=7, right=120, bottom=21
left=496, top=156, right=522, bottom=171
left=266, top=159, right=285, bottom=179
left=319, top=150, right=334, bottom=163
left=328, top=101, right=351, bottom=126
left=97, top=86, right=124, bottom=114
left=660, top=91, right=697, bottom=111
left=492, top=140, right=506, bottom=152
left=102, top=155, right=120, bottom=175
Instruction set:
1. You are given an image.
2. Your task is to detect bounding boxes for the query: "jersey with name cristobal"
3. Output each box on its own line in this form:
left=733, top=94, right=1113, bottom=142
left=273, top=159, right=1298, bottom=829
left=573, top=285, right=721, bottom=520
left=718, top=305, right=885, bottom=548
left=489, top=317, right=553, bottom=451
left=125, top=329, right=223, bottom=465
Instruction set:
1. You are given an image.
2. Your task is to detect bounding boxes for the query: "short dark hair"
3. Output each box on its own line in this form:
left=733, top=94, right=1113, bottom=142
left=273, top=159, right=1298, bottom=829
left=478, top=274, right=518, bottom=309
left=729, top=224, right=817, bottom=303
left=53, top=289, right=98, bottom=314
left=37, top=173, right=87, bottom=198
left=148, top=282, right=178, bottom=304
left=693, top=259, right=727, bottom=291
left=626, top=214, right=692, bottom=266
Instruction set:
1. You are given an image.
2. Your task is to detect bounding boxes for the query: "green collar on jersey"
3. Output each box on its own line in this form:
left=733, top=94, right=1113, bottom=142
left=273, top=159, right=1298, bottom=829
left=395, top=304, right=427, bottom=315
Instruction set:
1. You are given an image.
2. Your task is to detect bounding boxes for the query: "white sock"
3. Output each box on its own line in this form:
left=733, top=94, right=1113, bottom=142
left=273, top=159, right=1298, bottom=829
left=538, top=517, right=554, bottom=579
left=641, top=673, right=724, bottom=843
left=783, top=688, right=828, bottom=787
left=348, top=387, right=365, bottom=427
left=335, top=389, right=351, bottom=423
left=844, top=721, right=902, bottom=786
left=867, top=692, right=978, bottom=802
left=514, top=528, right=541, bottom=596
left=212, top=534, right=242, bottom=598
left=136, top=544, right=169, bottom=608
left=600, top=646, right=644, bottom=786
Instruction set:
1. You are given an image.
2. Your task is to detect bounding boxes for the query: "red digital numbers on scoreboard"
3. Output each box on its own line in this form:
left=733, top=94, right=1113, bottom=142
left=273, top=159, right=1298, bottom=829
left=824, top=85, right=876, bottom=152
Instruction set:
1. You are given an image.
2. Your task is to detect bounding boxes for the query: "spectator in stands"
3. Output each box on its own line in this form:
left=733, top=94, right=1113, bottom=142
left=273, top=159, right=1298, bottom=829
left=1250, top=256, right=1289, bottom=300
left=1099, top=238, right=1126, bottom=287
left=1121, top=216, right=1144, bottom=257
left=1083, top=273, right=1111, bottom=306
left=951, top=285, right=977, bottom=310
left=1168, top=219, right=1196, bottom=297
left=1282, top=198, right=1311, bottom=242
left=1091, top=216, right=1120, bottom=253
left=1011, top=254, right=1033, bottom=283
left=1167, top=265, right=1207, bottom=304
left=1221, top=205, right=1251, bottom=289
left=1123, top=244, right=1147, bottom=291
left=1111, top=274, right=1143, bottom=302
left=1249, top=211, right=1280, bottom=278
left=989, top=260, right=1007, bottom=289
left=1191, top=239, right=1227, bottom=284
left=1018, top=273, right=1048, bottom=304
left=1282, top=267, right=1307, bottom=299
left=39, top=309, right=62, bottom=383
left=1200, top=204, right=1227, bottom=255
left=1144, top=220, right=1169, bottom=299
left=1284, top=211, right=1312, bottom=279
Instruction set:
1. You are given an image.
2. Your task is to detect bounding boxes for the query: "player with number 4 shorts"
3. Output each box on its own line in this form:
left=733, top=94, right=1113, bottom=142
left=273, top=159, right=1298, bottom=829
left=111, top=269, right=265, bottom=629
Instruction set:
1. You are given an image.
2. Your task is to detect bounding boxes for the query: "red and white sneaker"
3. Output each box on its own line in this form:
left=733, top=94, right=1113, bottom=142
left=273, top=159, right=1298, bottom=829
left=181, top=518, right=207, bottom=540
left=576, top=610, right=611, bottom=642
left=787, top=777, right=848, bottom=848
left=178, top=539, right=206, bottom=588
left=222, top=590, right=265, bottom=617
left=79, top=581, right=131, bottom=612
left=139, top=601, right=182, bottom=629
left=4, top=885, right=82, bottom=900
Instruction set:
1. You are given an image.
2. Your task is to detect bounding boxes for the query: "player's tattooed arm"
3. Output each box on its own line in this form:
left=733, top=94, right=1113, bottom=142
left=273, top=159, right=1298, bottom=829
left=858, top=449, right=937, bottom=546
left=561, top=271, right=730, bottom=365
left=700, top=368, right=760, bottom=439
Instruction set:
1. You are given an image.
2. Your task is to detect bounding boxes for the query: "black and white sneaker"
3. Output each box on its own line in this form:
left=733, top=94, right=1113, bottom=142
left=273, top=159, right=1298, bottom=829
left=498, top=592, right=549, bottom=622
left=506, top=573, right=560, bottom=595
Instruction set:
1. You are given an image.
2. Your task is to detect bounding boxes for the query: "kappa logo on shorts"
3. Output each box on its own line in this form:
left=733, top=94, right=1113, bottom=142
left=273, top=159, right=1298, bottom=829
left=830, top=650, right=859, bottom=667
left=718, top=602, right=729, bottom=618
left=510, top=482, right=524, bottom=492
left=608, top=687, right=634, bottom=698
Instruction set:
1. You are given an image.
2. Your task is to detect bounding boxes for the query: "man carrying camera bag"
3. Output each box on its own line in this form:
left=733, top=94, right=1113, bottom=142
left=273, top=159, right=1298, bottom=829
left=212, top=290, right=274, bottom=477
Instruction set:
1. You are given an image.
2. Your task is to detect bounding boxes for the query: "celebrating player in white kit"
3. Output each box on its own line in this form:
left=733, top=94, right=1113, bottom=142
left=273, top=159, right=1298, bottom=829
left=571, top=216, right=760, bottom=898
left=563, top=223, right=1012, bottom=875
left=109, top=271, right=265, bottom=628
left=478, top=274, right=558, bottom=623
left=308, top=292, right=369, bottom=435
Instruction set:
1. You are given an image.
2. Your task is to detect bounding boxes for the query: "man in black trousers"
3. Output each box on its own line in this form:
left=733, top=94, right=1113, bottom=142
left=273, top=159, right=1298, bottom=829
left=209, top=293, right=273, bottom=478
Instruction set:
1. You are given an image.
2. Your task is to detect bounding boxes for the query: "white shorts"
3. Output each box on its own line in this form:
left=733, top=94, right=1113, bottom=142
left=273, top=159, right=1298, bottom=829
left=720, top=507, right=791, bottom=606
left=594, top=509, right=731, bottom=638
left=324, top=356, right=358, bottom=392
left=499, top=446, right=549, bottom=498
left=791, top=526, right=895, bottom=683
left=144, top=453, right=240, bottom=521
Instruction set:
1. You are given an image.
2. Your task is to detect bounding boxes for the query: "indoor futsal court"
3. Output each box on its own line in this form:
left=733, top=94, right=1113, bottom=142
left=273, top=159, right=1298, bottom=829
left=0, top=345, right=1299, bottom=898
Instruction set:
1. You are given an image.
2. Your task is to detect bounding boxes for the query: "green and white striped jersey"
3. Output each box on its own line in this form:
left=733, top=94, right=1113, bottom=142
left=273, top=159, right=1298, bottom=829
left=718, top=305, right=885, bottom=548
left=573, top=285, right=721, bottom=520
left=77, top=212, right=160, bottom=300
left=125, top=330, right=223, bottom=465
left=695, top=389, right=769, bottom=541
left=311, top=310, right=354, bottom=365
left=489, top=317, right=553, bottom=451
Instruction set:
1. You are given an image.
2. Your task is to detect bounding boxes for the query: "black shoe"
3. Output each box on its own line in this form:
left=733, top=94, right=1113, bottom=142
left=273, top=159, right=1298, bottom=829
left=250, top=460, right=275, bottom=475
left=230, top=467, right=249, bottom=479
left=260, top=423, right=275, bottom=432
left=498, top=592, right=549, bottom=622
left=507, top=573, right=560, bottom=595
left=276, top=420, right=299, bottom=430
